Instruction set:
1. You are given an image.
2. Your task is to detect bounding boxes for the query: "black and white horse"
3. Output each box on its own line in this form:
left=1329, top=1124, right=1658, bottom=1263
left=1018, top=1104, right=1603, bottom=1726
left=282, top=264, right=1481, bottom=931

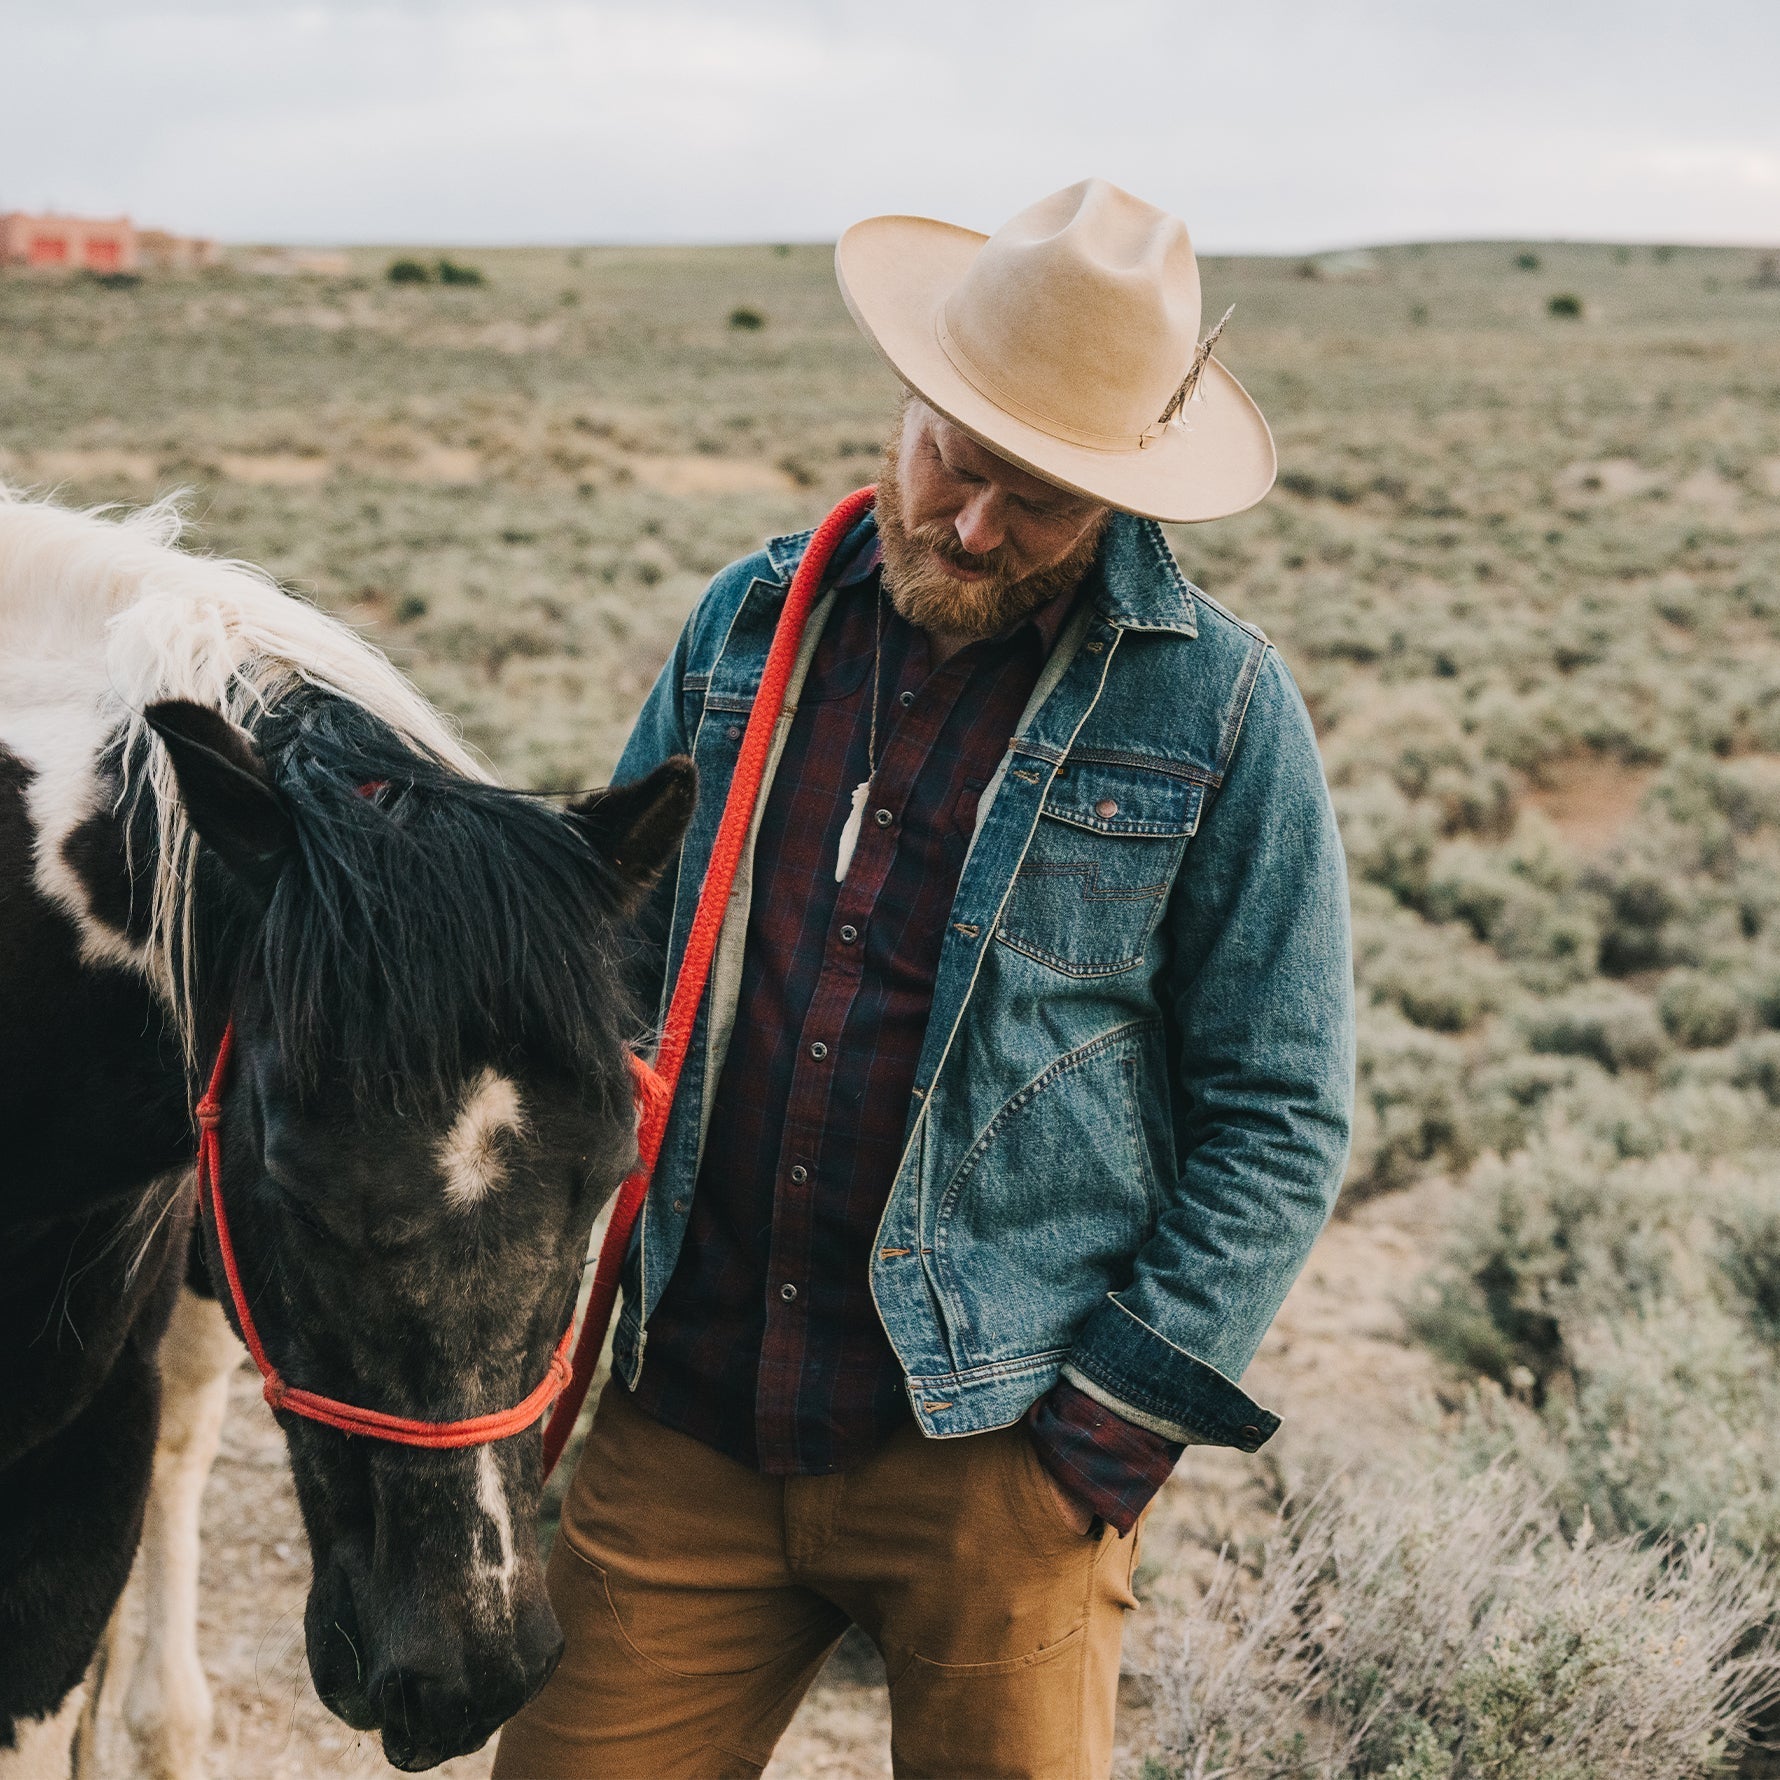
left=0, top=485, right=693, bottom=1774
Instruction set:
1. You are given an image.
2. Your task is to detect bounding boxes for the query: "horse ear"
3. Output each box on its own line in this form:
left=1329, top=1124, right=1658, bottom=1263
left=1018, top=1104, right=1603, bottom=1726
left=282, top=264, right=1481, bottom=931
left=569, top=756, right=697, bottom=914
left=144, top=700, right=297, bottom=897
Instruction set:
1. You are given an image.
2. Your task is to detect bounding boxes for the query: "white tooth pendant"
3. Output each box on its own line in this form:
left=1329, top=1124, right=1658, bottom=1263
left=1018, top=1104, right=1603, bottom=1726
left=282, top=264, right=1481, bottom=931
left=836, top=779, right=871, bottom=883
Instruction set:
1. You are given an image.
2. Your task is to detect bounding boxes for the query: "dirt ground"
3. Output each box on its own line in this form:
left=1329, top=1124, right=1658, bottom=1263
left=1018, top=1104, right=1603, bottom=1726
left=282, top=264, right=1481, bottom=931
left=81, top=1182, right=1450, bottom=1778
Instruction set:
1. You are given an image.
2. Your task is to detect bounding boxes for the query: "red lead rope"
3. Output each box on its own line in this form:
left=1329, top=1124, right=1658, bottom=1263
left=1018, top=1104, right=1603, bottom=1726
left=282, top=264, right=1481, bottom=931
left=193, top=488, right=877, bottom=1469
left=540, top=483, right=877, bottom=1474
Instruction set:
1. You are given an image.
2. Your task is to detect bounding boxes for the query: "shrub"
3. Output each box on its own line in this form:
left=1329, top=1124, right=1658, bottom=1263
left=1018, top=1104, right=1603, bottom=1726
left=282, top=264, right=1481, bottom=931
left=1589, top=854, right=1687, bottom=976
left=1347, top=1007, right=1476, bottom=1196
left=1421, top=1142, right=1780, bottom=1555
left=1548, top=293, right=1585, bottom=319
left=1467, top=1050, right=1634, bottom=1159
left=728, top=306, right=765, bottom=330
left=1141, top=1464, right=1780, bottom=1779
left=1514, top=251, right=1541, bottom=271
left=1411, top=1137, right=1686, bottom=1398
left=1551, top=1301, right=1780, bottom=1554
left=1658, top=970, right=1744, bottom=1048
left=1522, top=984, right=1666, bottom=1072
left=1353, top=893, right=1513, bottom=1034
left=436, top=258, right=485, bottom=286
left=1732, top=1031, right=1780, bottom=1103
left=386, top=257, right=430, bottom=284
left=1334, top=782, right=1438, bottom=905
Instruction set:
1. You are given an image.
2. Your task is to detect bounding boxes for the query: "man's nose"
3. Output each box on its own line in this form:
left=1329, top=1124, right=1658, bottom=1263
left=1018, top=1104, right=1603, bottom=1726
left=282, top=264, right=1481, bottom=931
left=954, top=491, right=1006, bottom=558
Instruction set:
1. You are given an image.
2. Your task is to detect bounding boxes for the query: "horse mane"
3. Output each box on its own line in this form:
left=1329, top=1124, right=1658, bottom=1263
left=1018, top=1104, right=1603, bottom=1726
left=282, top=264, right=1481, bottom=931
left=241, top=692, right=635, bottom=1111
left=0, top=484, right=632, bottom=1107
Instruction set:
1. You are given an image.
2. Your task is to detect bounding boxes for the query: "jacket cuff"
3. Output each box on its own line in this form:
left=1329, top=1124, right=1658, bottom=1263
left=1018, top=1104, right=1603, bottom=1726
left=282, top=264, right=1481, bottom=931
left=1062, top=1294, right=1280, bottom=1452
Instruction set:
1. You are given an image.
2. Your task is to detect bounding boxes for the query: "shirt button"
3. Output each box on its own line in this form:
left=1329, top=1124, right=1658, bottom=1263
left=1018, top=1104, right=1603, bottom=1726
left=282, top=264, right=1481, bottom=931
left=899, top=689, right=915, bottom=707
left=789, top=1164, right=808, bottom=1183
left=1095, top=797, right=1120, bottom=819
left=810, top=1041, right=828, bottom=1059
left=874, top=808, right=892, bottom=827
left=779, top=1282, right=798, bottom=1302
left=839, top=924, right=859, bottom=944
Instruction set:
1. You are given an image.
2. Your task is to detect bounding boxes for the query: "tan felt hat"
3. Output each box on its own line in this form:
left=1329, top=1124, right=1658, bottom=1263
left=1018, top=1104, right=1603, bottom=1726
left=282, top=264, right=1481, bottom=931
left=836, top=178, right=1276, bottom=524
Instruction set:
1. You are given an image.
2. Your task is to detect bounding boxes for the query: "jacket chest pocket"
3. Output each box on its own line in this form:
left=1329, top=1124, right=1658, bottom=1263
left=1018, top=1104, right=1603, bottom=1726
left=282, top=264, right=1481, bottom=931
left=995, top=760, right=1204, bottom=977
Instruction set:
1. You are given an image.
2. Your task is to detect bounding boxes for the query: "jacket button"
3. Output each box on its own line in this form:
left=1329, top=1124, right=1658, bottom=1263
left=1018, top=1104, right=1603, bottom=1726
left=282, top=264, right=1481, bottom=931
left=1095, top=797, right=1119, bottom=819
left=726, top=724, right=742, bottom=741
left=1240, top=1424, right=1262, bottom=1446
left=789, top=1164, right=808, bottom=1183
left=809, top=1041, right=828, bottom=1059
left=779, top=1282, right=798, bottom=1302
left=839, top=924, right=859, bottom=943
left=874, top=808, right=893, bottom=827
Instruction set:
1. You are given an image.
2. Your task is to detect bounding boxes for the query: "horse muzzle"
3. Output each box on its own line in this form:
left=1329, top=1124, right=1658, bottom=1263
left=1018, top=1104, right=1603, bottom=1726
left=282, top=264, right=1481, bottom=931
left=306, top=1556, right=563, bottom=1769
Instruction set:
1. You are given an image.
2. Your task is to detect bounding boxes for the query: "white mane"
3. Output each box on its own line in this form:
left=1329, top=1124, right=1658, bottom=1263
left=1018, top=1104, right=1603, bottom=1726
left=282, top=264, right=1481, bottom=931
left=0, top=482, right=489, bottom=1050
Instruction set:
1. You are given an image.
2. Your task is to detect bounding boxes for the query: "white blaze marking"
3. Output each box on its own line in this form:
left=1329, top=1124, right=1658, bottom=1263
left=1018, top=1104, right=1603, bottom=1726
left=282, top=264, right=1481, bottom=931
left=437, top=1069, right=525, bottom=1207
left=474, top=1446, right=518, bottom=1614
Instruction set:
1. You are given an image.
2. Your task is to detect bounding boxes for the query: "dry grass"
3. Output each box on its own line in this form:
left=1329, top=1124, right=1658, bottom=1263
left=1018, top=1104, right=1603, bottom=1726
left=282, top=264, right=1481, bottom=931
left=1146, top=1465, right=1780, bottom=1779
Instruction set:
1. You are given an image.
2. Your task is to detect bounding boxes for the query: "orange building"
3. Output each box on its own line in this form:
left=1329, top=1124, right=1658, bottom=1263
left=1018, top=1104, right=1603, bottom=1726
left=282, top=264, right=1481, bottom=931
left=0, top=212, right=138, bottom=272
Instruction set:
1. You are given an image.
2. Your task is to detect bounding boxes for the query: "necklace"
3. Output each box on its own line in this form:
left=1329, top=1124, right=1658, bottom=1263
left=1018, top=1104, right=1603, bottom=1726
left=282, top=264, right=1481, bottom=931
left=834, top=584, right=885, bottom=884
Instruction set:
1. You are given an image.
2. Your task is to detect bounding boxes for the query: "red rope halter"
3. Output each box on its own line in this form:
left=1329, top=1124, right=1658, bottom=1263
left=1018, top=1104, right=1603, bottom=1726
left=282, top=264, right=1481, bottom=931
left=193, top=488, right=877, bottom=1464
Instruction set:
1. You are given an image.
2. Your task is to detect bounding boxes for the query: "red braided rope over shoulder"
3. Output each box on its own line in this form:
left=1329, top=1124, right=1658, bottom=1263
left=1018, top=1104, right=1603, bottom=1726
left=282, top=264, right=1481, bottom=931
left=541, top=485, right=877, bottom=1474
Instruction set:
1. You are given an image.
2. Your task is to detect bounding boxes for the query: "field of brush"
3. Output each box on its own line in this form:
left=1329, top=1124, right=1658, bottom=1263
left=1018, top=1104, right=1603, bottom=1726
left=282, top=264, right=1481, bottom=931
left=7, top=236, right=1780, bottom=1777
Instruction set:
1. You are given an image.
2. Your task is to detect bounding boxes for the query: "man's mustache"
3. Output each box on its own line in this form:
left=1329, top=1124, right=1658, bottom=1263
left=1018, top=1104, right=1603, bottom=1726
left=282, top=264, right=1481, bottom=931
left=909, top=526, right=1015, bottom=580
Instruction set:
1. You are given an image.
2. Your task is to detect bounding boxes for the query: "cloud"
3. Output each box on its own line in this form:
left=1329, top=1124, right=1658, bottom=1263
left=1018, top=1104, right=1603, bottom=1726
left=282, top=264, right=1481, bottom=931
left=1, top=0, right=1775, bottom=248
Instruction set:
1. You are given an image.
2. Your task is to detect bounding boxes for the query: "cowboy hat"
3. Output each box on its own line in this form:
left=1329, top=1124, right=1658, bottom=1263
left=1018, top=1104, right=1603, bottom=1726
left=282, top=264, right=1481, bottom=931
left=835, top=178, right=1276, bottom=524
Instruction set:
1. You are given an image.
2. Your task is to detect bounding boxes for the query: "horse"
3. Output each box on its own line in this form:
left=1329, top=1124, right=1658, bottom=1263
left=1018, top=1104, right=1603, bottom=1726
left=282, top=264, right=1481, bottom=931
left=0, top=484, right=694, bottom=1775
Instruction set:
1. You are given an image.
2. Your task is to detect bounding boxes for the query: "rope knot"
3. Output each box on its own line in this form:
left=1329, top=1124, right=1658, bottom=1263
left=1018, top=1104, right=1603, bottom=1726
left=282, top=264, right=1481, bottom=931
left=195, top=1098, right=223, bottom=1131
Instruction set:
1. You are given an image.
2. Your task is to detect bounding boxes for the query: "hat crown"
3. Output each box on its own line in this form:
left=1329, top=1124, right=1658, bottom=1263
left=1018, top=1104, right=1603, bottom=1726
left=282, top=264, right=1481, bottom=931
left=939, top=179, right=1203, bottom=450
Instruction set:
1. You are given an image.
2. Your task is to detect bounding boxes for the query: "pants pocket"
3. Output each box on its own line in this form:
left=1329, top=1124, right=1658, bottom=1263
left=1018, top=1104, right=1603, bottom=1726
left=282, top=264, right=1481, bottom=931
left=889, top=1626, right=1086, bottom=1780
left=1004, top=1429, right=1104, bottom=1554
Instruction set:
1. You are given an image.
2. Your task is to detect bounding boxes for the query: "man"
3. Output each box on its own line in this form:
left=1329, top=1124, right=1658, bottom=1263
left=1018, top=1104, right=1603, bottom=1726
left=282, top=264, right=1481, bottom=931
left=494, top=178, right=1353, bottom=1779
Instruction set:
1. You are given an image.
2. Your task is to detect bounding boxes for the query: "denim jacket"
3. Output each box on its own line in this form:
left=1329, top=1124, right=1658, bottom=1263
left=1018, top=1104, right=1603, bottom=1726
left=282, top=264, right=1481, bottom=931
left=611, top=509, right=1354, bottom=1453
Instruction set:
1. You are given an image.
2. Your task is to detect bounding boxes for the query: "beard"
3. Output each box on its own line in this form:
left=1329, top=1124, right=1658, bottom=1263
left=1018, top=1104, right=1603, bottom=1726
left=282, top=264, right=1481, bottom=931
left=875, top=435, right=1108, bottom=643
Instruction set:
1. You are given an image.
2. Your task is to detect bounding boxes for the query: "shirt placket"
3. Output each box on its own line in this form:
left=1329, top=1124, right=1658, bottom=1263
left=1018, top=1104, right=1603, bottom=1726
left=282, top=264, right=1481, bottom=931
left=753, top=627, right=980, bottom=1469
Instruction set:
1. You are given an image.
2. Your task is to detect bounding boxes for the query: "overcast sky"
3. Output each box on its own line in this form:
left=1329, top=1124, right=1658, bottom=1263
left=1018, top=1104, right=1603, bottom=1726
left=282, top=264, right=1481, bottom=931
left=3, top=0, right=1775, bottom=251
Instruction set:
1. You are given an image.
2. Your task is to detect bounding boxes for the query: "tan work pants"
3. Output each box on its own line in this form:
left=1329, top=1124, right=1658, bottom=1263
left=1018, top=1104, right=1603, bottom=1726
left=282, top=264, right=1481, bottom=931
left=491, top=1382, right=1144, bottom=1779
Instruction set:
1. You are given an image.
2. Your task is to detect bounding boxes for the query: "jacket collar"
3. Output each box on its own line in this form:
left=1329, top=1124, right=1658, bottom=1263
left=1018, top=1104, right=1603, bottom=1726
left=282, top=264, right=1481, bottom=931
left=762, top=507, right=1198, bottom=638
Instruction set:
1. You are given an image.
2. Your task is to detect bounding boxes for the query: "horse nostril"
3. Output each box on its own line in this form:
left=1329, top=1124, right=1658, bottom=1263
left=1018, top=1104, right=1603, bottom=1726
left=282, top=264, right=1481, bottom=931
left=372, top=1660, right=535, bottom=1770
left=525, top=1627, right=566, bottom=1701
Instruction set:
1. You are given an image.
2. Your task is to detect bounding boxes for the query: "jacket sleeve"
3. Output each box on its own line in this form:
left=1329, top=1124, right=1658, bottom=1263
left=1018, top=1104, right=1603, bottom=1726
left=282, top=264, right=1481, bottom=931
left=1060, top=645, right=1355, bottom=1450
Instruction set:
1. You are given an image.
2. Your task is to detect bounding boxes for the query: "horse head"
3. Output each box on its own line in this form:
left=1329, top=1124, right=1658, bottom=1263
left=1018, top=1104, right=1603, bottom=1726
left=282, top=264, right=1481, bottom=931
left=144, top=695, right=692, bottom=1771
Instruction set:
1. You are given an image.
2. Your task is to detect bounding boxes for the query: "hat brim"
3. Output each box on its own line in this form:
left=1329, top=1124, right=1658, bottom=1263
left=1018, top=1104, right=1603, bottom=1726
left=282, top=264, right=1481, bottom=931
left=836, top=215, right=1276, bottom=525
